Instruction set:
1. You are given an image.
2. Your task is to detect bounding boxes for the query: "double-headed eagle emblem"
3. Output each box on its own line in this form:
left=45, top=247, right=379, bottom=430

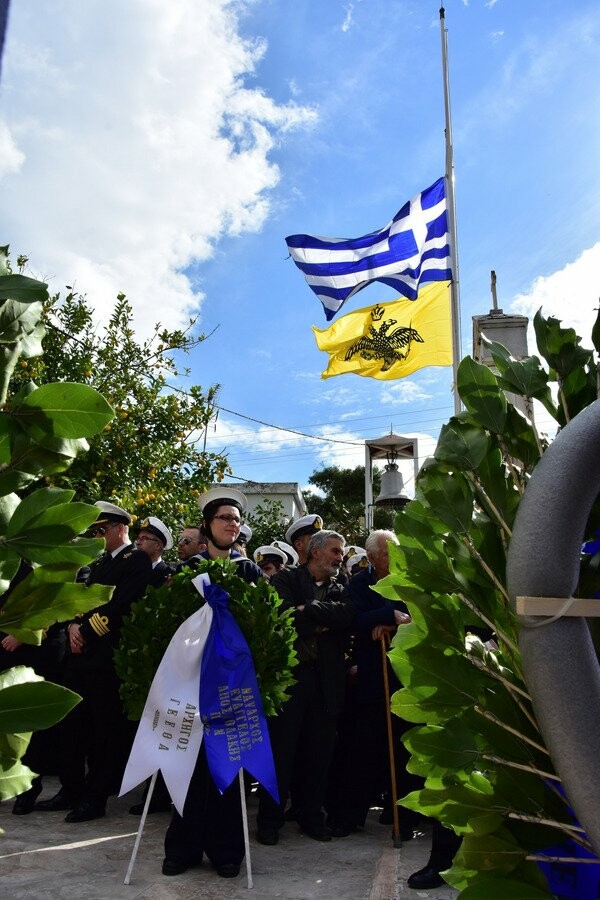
left=344, top=304, right=424, bottom=372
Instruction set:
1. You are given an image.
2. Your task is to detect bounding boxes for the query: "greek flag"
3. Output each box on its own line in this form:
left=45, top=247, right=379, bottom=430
left=286, top=177, right=452, bottom=320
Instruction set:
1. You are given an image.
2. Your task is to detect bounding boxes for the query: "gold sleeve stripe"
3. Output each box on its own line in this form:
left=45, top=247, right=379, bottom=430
left=89, top=613, right=110, bottom=637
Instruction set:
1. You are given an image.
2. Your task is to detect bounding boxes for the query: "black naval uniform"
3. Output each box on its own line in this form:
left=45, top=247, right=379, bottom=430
left=149, top=558, right=174, bottom=588
left=164, top=550, right=263, bottom=874
left=59, top=543, right=152, bottom=809
left=174, top=553, right=204, bottom=574
left=257, top=564, right=356, bottom=835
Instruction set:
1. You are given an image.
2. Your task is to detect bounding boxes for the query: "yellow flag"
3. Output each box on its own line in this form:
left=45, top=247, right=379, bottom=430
left=312, top=280, right=452, bottom=381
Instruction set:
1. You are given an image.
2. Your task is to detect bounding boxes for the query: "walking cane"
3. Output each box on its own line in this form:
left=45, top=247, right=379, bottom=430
left=379, top=627, right=402, bottom=849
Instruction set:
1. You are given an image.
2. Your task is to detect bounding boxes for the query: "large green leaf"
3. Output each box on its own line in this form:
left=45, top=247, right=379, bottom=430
left=415, top=468, right=474, bottom=534
left=6, top=486, right=76, bottom=535
left=14, top=382, right=114, bottom=439
left=534, top=308, right=593, bottom=376
left=403, top=721, right=482, bottom=775
left=21, top=536, right=104, bottom=566
left=391, top=685, right=454, bottom=724
left=0, top=729, right=30, bottom=764
left=0, top=580, right=113, bottom=634
left=0, top=552, right=21, bottom=596
left=435, top=418, right=490, bottom=470
left=0, top=298, right=44, bottom=344
left=0, top=273, right=48, bottom=304
left=559, top=364, right=597, bottom=423
left=0, top=491, right=20, bottom=531
left=401, top=781, right=504, bottom=836
left=0, top=413, right=12, bottom=463
left=0, top=679, right=81, bottom=732
left=19, top=322, right=46, bottom=359
left=475, top=446, right=521, bottom=531
left=499, top=404, right=541, bottom=470
left=458, top=873, right=553, bottom=899
left=6, top=502, right=100, bottom=554
left=482, top=337, right=553, bottom=406
left=0, top=431, right=89, bottom=494
left=393, top=592, right=466, bottom=653
left=456, top=831, right=527, bottom=875
left=0, top=758, right=37, bottom=803
left=457, top=357, right=508, bottom=433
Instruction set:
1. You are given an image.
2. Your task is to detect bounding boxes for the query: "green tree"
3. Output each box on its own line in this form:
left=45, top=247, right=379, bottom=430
left=0, top=247, right=116, bottom=807
left=303, top=465, right=394, bottom=544
left=10, top=283, right=229, bottom=546
left=245, top=498, right=291, bottom=557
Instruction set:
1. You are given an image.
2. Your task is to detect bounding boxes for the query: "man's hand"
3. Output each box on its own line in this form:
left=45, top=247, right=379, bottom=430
left=1, top=635, right=22, bottom=652
left=371, top=612, right=411, bottom=641
left=68, top=623, right=86, bottom=654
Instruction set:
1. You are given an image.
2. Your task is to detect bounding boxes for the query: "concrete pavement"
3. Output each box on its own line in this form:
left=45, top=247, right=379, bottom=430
left=0, top=778, right=458, bottom=899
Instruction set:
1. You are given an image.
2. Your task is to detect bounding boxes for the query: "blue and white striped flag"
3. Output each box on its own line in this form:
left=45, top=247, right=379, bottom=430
left=286, top=177, right=452, bottom=320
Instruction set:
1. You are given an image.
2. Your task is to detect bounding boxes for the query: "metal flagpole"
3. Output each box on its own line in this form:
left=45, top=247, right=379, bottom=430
left=439, top=4, right=462, bottom=415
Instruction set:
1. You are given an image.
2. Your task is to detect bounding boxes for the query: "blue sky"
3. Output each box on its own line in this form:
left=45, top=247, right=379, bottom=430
left=2, top=0, right=600, bottom=495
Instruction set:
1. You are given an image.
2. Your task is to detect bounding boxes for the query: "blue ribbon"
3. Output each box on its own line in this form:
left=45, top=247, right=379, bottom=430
left=199, top=581, right=279, bottom=802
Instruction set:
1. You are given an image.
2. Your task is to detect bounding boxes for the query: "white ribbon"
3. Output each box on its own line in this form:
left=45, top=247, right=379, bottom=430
left=119, top=573, right=211, bottom=815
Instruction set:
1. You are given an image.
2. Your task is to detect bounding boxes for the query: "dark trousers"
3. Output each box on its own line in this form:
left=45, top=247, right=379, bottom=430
left=327, top=699, right=422, bottom=830
left=164, top=744, right=244, bottom=868
left=0, top=637, right=65, bottom=778
left=59, top=664, right=131, bottom=806
left=257, top=663, right=338, bottom=831
left=429, top=819, right=462, bottom=869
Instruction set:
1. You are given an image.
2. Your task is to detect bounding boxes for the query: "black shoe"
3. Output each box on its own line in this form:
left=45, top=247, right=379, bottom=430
left=12, top=778, right=43, bottom=815
left=129, top=799, right=172, bottom=815
left=65, top=801, right=106, bottom=823
left=162, top=856, right=202, bottom=876
left=35, top=789, right=79, bottom=812
left=400, top=826, right=415, bottom=842
left=407, top=865, right=445, bottom=890
left=256, top=825, right=279, bottom=845
left=216, top=863, right=240, bottom=878
left=299, top=822, right=332, bottom=842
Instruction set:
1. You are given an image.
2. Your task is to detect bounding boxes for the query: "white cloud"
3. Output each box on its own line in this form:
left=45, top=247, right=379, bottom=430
left=313, top=384, right=357, bottom=406
left=0, top=121, right=25, bottom=178
left=510, top=242, right=600, bottom=348
left=1, top=0, right=316, bottom=335
left=205, top=412, right=311, bottom=462
left=379, top=381, right=432, bottom=405
left=313, top=425, right=366, bottom=469
left=341, top=3, right=356, bottom=33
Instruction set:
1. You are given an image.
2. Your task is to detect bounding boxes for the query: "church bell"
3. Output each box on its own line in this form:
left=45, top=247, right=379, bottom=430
left=374, top=456, right=410, bottom=508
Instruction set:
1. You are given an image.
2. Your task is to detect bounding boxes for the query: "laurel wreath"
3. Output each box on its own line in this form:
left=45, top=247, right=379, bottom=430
left=115, top=557, right=298, bottom=720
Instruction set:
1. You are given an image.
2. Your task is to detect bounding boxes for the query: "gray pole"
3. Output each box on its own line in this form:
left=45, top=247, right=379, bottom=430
left=439, top=5, right=462, bottom=415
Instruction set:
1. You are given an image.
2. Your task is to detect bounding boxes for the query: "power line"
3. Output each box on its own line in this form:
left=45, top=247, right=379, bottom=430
left=215, top=404, right=365, bottom=446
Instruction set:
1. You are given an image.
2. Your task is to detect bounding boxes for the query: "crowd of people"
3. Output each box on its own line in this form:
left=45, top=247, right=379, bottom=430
left=0, top=487, right=459, bottom=890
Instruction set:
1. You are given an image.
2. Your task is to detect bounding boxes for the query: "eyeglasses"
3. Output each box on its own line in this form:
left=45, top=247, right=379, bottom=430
left=178, top=536, right=195, bottom=546
left=136, top=534, right=161, bottom=545
left=90, top=523, right=119, bottom=537
left=213, top=514, right=241, bottom=526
